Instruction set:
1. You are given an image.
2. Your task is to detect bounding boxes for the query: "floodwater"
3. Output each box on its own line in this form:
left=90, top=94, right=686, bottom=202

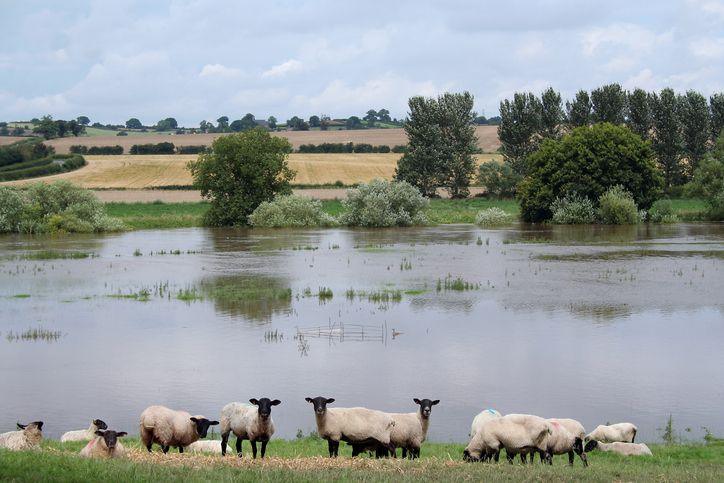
left=1, top=224, right=723, bottom=444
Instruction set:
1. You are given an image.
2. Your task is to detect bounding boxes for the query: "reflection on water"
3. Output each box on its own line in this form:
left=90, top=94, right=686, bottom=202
left=0, top=224, right=723, bottom=445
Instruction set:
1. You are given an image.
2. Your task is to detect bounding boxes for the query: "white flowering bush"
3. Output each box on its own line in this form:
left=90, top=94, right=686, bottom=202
left=475, top=207, right=513, bottom=225
left=340, top=179, right=429, bottom=227
left=248, top=194, right=337, bottom=227
left=550, top=193, right=597, bottom=224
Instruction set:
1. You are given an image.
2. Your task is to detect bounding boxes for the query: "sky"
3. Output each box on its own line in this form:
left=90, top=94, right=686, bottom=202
left=1, top=0, right=723, bottom=127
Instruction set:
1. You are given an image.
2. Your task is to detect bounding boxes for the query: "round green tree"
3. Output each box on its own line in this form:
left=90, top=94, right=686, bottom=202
left=188, top=128, right=295, bottom=226
left=518, top=123, right=663, bottom=222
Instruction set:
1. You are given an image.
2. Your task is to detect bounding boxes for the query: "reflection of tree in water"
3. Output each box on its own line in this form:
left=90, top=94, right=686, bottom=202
left=200, top=275, right=292, bottom=324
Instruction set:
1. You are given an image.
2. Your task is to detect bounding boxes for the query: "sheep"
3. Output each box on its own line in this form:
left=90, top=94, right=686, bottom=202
left=463, top=414, right=551, bottom=464
left=185, top=440, right=227, bottom=454
left=0, top=421, right=43, bottom=451
left=350, top=398, right=440, bottom=459
left=585, top=440, right=652, bottom=456
left=61, top=419, right=108, bottom=442
left=139, top=405, right=219, bottom=454
left=220, top=398, right=281, bottom=458
left=305, top=396, right=395, bottom=457
left=470, top=408, right=502, bottom=439
left=539, top=418, right=587, bottom=466
left=79, top=429, right=127, bottom=458
left=587, top=423, right=637, bottom=443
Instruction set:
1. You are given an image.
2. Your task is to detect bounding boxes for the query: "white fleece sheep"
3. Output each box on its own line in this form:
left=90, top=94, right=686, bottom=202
left=185, top=440, right=226, bottom=454
left=79, top=430, right=127, bottom=458
left=306, top=397, right=395, bottom=457
left=139, top=405, right=218, bottom=454
left=61, top=419, right=108, bottom=442
left=464, top=414, right=551, bottom=464
left=220, top=398, right=280, bottom=458
left=586, top=440, right=652, bottom=456
left=543, top=418, right=588, bottom=466
left=470, top=408, right=502, bottom=439
left=587, top=423, right=637, bottom=443
left=0, top=422, right=43, bottom=451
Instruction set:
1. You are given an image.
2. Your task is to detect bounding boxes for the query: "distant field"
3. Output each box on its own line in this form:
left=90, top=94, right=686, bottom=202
left=82, top=127, right=179, bottom=137
left=1, top=153, right=502, bottom=189
left=44, top=126, right=501, bottom=153
left=0, top=136, right=26, bottom=145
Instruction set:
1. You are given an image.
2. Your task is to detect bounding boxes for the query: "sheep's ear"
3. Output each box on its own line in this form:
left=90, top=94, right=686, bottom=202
left=249, top=399, right=259, bottom=406
left=95, top=430, right=105, bottom=436
left=432, top=400, right=440, bottom=405
left=413, top=398, right=422, bottom=405
left=305, top=397, right=313, bottom=403
left=16, top=423, right=26, bottom=430
left=271, top=400, right=281, bottom=406
left=209, top=420, right=219, bottom=426
left=190, top=417, right=198, bottom=423
left=584, top=440, right=598, bottom=452
left=117, top=432, right=127, bottom=437
left=326, top=398, right=335, bottom=404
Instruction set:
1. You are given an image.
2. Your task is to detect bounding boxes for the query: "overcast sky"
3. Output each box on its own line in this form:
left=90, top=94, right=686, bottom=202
left=1, top=0, right=723, bottom=126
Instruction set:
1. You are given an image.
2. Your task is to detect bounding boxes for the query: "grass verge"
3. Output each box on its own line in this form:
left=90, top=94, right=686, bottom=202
left=0, top=437, right=722, bottom=482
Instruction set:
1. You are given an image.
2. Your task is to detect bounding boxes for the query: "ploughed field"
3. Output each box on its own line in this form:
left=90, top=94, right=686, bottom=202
left=42, top=126, right=501, bottom=154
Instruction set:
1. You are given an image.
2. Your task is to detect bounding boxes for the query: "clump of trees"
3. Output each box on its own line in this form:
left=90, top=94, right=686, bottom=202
left=686, top=131, right=724, bottom=220
left=32, top=115, right=85, bottom=139
left=130, top=142, right=175, bottom=155
left=188, top=128, right=295, bottom=226
left=395, top=92, right=478, bottom=198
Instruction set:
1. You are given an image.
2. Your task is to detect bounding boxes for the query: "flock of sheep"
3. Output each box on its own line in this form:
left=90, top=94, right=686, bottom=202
left=0, top=396, right=652, bottom=465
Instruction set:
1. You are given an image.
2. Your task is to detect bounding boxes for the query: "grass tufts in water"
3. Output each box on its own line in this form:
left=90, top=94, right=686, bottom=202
left=436, top=275, right=480, bottom=291
left=400, top=258, right=412, bottom=271
left=5, top=327, right=63, bottom=342
left=19, top=251, right=96, bottom=261
left=317, top=287, right=333, bottom=301
left=535, top=249, right=724, bottom=261
left=176, top=287, right=203, bottom=302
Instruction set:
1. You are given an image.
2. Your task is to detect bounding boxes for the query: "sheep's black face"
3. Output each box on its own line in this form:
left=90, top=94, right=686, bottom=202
left=413, top=398, right=440, bottom=418
left=94, top=419, right=108, bottom=430
left=250, top=398, right=281, bottom=421
left=305, top=396, right=335, bottom=415
left=190, top=417, right=219, bottom=438
left=18, top=421, right=43, bottom=431
left=463, top=449, right=480, bottom=462
left=95, top=429, right=127, bottom=450
left=584, top=440, right=598, bottom=452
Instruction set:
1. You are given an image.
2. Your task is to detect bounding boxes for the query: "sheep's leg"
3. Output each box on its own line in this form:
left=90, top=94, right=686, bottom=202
left=493, top=449, right=500, bottom=463
left=631, top=430, right=636, bottom=443
left=411, top=447, right=420, bottom=460
left=506, top=451, right=514, bottom=464
left=351, top=445, right=360, bottom=457
left=236, top=437, right=243, bottom=457
left=401, top=447, right=406, bottom=459
left=251, top=440, right=257, bottom=459
left=568, top=450, right=574, bottom=466
left=328, top=440, right=339, bottom=457
left=145, top=442, right=153, bottom=453
left=162, top=445, right=170, bottom=454
left=520, top=453, right=526, bottom=464
left=221, top=432, right=229, bottom=456
left=579, top=451, right=588, bottom=467
left=178, top=446, right=184, bottom=454
left=261, top=440, right=268, bottom=458
left=333, top=440, right=340, bottom=457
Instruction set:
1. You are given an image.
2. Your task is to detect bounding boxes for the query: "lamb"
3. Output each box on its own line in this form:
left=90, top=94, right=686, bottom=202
left=540, top=418, right=587, bottom=466
left=79, top=429, right=127, bottom=458
left=61, top=419, right=108, bottom=442
left=305, top=396, right=395, bottom=457
left=185, top=440, right=227, bottom=454
left=350, top=398, right=439, bottom=459
left=0, top=421, right=43, bottom=451
left=587, top=423, right=637, bottom=443
left=220, top=398, right=281, bottom=458
left=463, top=414, right=551, bottom=464
left=585, top=440, right=652, bottom=456
left=139, top=405, right=219, bottom=454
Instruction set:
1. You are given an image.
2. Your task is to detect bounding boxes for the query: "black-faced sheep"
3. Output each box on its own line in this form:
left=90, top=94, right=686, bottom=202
left=220, top=398, right=281, bottom=458
left=139, top=405, right=218, bottom=454
left=463, top=414, right=551, bottom=464
left=0, top=421, right=43, bottom=451
left=61, top=419, right=108, bottom=442
left=585, top=440, right=652, bottom=456
left=587, top=423, right=637, bottom=443
left=79, top=429, right=128, bottom=458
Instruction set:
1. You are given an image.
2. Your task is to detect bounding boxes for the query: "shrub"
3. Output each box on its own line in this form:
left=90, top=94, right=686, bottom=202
left=475, top=207, right=513, bottom=225
left=648, top=199, right=678, bottom=223
left=117, top=131, right=128, bottom=136
left=550, top=194, right=596, bottom=224
left=340, top=179, right=429, bottom=227
left=0, top=154, right=86, bottom=181
left=391, top=145, right=408, bottom=153
left=87, top=145, right=123, bottom=155
left=177, top=145, right=207, bottom=154
left=130, top=142, right=175, bottom=154
left=0, top=181, right=124, bottom=234
left=248, top=195, right=337, bottom=227
left=598, top=185, right=639, bottom=224
left=477, top=161, right=521, bottom=198
left=685, top=135, right=724, bottom=220
left=518, top=123, right=663, bottom=222
left=69, top=145, right=88, bottom=154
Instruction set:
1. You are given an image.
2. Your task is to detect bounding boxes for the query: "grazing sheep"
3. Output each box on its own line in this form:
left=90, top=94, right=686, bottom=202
left=220, top=398, right=281, bottom=458
left=470, top=409, right=502, bottom=439
left=585, top=440, right=652, bottom=456
left=61, top=419, right=108, bottom=442
left=540, top=418, right=587, bottom=466
left=185, top=440, right=227, bottom=454
left=463, top=414, right=551, bottom=464
left=0, top=421, right=43, bottom=451
left=587, top=423, right=637, bottom=443
left=305, top=396, right=395, bottom=457
left=79, top=429, right=127, bottom=458
left=350, top=398, right=440, bottom=459
left=139, top=405, right=218, bottom=454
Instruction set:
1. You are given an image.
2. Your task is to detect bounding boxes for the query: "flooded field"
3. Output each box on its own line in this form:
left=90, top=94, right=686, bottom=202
left=1, top=224, right=722, bottom=443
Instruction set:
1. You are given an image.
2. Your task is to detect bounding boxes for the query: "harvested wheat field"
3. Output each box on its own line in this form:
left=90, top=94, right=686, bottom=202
left=0, top=136, right=26, bottom=146
left=2, top=153, right=502, bottom=189
left=44, top=126, right=500, bottom=154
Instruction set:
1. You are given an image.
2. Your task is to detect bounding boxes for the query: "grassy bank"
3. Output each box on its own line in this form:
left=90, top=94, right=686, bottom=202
left=1, top=437, right=722, bottom=482
left=104, top=197, right=709, bottom=230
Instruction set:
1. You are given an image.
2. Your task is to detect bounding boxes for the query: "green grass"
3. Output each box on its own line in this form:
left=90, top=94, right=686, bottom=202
left=16, top=250, right=96, bottom=261
left=103, top=198, right=710, bottom=231
left=0, top=437, right=722, bottom=482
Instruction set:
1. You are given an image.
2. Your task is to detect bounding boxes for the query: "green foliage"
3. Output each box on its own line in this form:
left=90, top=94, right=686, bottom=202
left=188, top=128, right=295, bottom=226
left=650, top=88, right=684, bottom=189
left=627, top=88, right=652, bottom=140
left=686, top=135, right=724, bottom=220
left=518, top=123, right=662, bottom=222
left=498, top=92, right=542, bottom=175
left=474, top=207, right=513, bottom=225
left=477, top=161, right=520, bottom=197
left=155, top=117, right=178, bottom=131
left=710, top=94, right=724, bottom=141
left=597, top=185, right=639, bottom=224
left=550, top=193, right=596, bottom=224
left=248, top=195, right=337, bottom=227
left=678, top=90, right=710, bottom=173
left=566, top=90, right=592, bottom=127
left=130, top=142, right=175, bottom=154
left=591, top=83, right=627, bottom=124
left=540, top=87, right=564, bottom=139
left=125, top=118, right=143, bottom=129
left=648, top=199, right=679, bottom=223
left=0, top=154, right=86, bottom=182
left=340, top=179, right=429, bottom=227
left=0, top=182, right=124, bottom=234
left=396, top=92, right=478, bottom=197
left=297, top=142, right=391, bottom=153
